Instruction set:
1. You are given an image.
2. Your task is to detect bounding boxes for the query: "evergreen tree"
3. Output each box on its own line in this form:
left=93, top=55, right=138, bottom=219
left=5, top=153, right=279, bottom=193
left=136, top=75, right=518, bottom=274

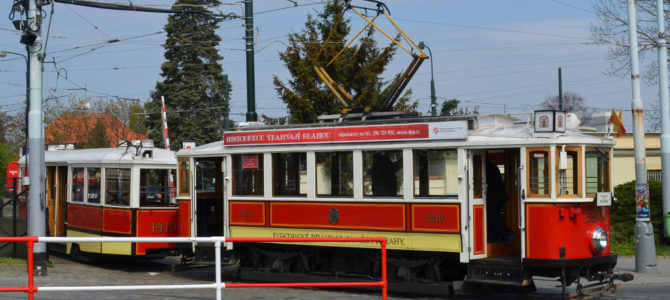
left=273, top=0, right=416, bottom=124
left=87, top=119, right=109, bottom=148
left=146, top=0, right=230, bottom=148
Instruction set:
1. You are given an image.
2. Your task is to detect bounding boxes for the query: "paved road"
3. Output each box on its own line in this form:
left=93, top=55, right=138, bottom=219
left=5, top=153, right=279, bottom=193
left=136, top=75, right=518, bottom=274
left=0, top=255, right=668, bottom=299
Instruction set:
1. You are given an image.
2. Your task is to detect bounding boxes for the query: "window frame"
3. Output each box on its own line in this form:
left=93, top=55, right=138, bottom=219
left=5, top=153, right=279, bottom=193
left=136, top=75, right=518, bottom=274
left=526, top=147, right=551, bottom=198
left=315, top=151, right=354, bottom=197
left=585, top=147, right=611, bottom=196
left=555, top=146, right=582, bottom=198
left=104, top=167, right=132, bottom=207
left=177, top=157, right=191, bottom=197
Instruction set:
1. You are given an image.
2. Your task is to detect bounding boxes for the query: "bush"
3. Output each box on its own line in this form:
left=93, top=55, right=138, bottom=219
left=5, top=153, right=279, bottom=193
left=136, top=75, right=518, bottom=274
left=611, top=180, right=668, bottom=246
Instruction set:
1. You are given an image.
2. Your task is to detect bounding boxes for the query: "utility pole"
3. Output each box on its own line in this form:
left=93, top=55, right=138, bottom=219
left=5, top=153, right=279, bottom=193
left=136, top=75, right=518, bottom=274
left=26, top=0, right=48, bottom=275
left=627, top=0, right=657, bottom=273
left=558, top=68, right=563, bottom=110
left=244, top=0, right=257, bottom=122
left=656, top=0, right=670, bottom=238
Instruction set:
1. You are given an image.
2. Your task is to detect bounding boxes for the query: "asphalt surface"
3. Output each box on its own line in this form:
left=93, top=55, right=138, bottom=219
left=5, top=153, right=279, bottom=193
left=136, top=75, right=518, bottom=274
left=0, top=255, right=668, bottom=299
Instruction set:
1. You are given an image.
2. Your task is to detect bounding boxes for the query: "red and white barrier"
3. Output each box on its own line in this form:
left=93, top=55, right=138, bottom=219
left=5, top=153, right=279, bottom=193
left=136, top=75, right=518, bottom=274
left=0, top=236, right=388, bottom=300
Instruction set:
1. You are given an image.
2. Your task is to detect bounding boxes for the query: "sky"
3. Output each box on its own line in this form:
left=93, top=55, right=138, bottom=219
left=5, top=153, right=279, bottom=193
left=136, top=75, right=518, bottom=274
left=0, top=0, right=663, bottom=131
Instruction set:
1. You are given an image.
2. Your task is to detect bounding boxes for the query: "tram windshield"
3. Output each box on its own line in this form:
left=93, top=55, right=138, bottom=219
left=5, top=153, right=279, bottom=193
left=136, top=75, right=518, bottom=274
left=140, top=169, right=175, bottom=206
left=105, top=168, right=130, bottom=206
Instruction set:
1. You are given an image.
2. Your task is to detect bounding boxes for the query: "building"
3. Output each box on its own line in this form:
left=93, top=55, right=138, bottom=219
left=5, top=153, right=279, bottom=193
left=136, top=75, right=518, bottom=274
left=45, top=112, right=146, bottom=149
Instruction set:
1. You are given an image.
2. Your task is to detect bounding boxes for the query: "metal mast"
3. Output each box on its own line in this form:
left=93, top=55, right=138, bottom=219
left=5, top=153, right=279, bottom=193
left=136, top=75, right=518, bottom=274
left=627, top=0, right=657, bottom=273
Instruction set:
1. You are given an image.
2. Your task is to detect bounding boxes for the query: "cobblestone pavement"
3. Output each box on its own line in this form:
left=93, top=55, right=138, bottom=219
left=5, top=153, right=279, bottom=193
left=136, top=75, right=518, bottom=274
left=0, top=255, right=410, bottom=300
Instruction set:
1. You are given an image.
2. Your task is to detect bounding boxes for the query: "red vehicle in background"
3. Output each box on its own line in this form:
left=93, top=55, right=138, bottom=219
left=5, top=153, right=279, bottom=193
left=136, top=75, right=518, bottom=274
left=5, top=161, right=19, bottom=194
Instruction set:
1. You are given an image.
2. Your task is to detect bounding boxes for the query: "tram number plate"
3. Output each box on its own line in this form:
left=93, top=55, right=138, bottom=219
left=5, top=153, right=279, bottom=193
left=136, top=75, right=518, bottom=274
left=425, top=213, right=445, bottom=223
left=596, top=192, right=611, bottom=207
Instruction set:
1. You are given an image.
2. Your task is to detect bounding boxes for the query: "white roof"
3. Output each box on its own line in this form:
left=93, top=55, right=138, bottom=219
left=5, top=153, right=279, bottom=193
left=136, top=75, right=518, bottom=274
left=20, top=147, right=176, bottom=166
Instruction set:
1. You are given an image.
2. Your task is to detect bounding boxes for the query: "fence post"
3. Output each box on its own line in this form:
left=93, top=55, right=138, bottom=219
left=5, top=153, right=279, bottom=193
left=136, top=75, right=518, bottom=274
left=215, top=240, right=222, bottom=300
left=381, top=238, right=387, bottom=300
left=12, top=178, right=17, bottom=257
left=26, top=240, right=34, bottom=300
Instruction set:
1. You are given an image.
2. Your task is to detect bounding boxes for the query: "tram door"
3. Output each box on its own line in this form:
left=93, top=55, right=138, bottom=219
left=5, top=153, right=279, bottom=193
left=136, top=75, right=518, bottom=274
left=468, top=149, right=522, bottom=260
left=46, top=166, right=67, bottom=237
left=468, top=151, right=487, bottom=259
left=194, top=157, right=224, bottom=237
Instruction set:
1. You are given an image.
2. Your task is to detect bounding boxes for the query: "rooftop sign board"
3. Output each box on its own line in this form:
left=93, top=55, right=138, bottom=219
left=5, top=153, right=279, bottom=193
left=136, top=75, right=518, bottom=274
left=223, top=121, right=468, bottom=146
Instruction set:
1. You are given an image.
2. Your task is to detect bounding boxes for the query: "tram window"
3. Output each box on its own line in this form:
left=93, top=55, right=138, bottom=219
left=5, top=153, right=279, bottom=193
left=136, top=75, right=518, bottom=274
left=178, top=158, right=190, bottom=197
left=196, top=160, right=217, bottom=194
left=558, top=150, right=579, bottom=196
left=413, top=149, right=458, bottom=197
left=529, top=151, right=549, bottom=195
left=316, top=152, right=353, bottom=196
left=272, top=153, right=307, bottom=196
left=363, top=150, right=403, bottom=197
left=232, top=154, right=264, bottom=196
left=71, top=167, right=85, bottom=202
left=586, top=149, right=610, bottom=194
left=473, top=155, right=482, bottom=198
left=87, top=167, right=101, bottom=203
left=140, top=169, right=171, bottom=206
left=105, top=168, right=130, bottom=206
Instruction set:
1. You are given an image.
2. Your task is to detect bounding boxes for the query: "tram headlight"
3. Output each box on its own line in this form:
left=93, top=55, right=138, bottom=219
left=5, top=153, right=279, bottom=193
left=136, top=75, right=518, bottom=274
left=591, top=227, right=608, bottom=253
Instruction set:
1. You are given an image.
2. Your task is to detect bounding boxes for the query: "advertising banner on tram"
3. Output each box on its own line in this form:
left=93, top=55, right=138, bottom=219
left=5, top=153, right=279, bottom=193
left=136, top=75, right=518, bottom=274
left=223, top=121, right=468, bottom=146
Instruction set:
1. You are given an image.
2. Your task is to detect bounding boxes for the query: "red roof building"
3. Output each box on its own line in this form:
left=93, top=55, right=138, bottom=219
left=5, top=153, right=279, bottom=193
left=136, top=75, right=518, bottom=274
left=45, top=112, right=146, bottom=148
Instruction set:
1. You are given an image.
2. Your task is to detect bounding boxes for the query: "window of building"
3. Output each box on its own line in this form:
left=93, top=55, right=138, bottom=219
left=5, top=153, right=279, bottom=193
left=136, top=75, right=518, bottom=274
left=272, top=153, right=307, bottom=196
left=316, top=152, right=353, bottom=196
left=71, top=167, right=84, bottom=202
left=529, top=150, right=549, bottom=196
left=232, top=154, right=264, bottom=196
left=178, top=158, right=190, bottom=197
left=140, top=169, right=173, bottom=206
left=105, top=168, right=131, bottom=206
left=413, top=149, right=458, bottom=197
left=87, top=168, right=101, bottom=203
left=586, top=149, right=610, bottom=194
left=558, top=148, right=579, bottom=196
left=363, top=150, right=403, bottom=197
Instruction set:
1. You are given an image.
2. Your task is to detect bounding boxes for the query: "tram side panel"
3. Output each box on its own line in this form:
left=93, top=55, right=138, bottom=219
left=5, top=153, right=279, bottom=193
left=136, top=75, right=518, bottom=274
left=229, top=201, right=462, bottom=252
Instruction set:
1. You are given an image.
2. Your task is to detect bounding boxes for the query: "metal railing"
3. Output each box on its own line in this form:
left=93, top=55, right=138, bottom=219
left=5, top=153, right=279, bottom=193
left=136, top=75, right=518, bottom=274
left=0, top=236, right=388, bottom=300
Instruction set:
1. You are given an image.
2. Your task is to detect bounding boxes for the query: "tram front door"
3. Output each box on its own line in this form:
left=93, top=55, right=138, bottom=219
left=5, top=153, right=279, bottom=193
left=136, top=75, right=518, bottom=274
left=468, top=149, right=521, bottom=260
left=194, top=157, right=224, bottom=237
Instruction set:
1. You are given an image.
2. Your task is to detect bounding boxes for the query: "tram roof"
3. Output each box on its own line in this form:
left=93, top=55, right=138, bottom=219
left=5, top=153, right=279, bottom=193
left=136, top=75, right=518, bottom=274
left=19, top=147, right=176, bottom=166
left=178, top=113, right=615, bottom=156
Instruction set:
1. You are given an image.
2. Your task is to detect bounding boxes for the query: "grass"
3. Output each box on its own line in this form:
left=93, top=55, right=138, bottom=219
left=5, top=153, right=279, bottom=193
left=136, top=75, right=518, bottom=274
left=0, top=257, right=25, bottom=264
left=610, top=239, right=670, bottom=257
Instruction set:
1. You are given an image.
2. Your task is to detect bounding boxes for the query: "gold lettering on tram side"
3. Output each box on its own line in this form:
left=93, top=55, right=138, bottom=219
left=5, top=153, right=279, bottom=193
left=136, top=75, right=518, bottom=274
left=240, top=209, right=254, bottom=218
left=151, top=221, right=178, bottom=233
left=425, top=213, right=445, bottom=223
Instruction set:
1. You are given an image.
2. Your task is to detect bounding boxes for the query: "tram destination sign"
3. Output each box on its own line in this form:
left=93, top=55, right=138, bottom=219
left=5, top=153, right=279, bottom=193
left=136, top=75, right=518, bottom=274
left=224, top=121, right=468, bottom=146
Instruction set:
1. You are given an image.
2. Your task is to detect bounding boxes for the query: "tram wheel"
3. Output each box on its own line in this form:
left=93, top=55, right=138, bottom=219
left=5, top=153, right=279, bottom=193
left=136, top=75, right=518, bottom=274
left=70, top=244, right=82, bottom=261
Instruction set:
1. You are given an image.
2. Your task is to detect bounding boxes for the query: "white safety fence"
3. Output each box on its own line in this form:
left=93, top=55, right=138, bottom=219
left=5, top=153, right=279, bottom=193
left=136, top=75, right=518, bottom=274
left=0, top=236, right=389, bottom=300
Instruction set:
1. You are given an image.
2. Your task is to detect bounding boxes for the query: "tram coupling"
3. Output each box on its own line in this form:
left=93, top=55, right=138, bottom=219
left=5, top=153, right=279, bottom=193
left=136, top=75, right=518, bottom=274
left=566, top=270, right=633, bottom=300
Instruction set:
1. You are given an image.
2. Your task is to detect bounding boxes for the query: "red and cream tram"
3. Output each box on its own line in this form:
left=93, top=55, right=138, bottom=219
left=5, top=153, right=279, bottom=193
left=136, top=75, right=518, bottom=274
left=177, top=111, right=627, bottom=295
left=20, top=142, right=182, bottom=257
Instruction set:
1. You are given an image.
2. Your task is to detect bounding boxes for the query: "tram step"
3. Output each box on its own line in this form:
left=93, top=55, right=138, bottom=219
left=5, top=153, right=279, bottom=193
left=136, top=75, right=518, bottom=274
left=464, top=258, right=531, bottom=286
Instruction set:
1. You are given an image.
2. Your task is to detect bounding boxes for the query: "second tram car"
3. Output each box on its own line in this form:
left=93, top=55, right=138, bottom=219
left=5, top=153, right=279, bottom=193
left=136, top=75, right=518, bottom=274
left=177, top=111, right=627, bottom=295
left=20, top=142, right=182, bottom=257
